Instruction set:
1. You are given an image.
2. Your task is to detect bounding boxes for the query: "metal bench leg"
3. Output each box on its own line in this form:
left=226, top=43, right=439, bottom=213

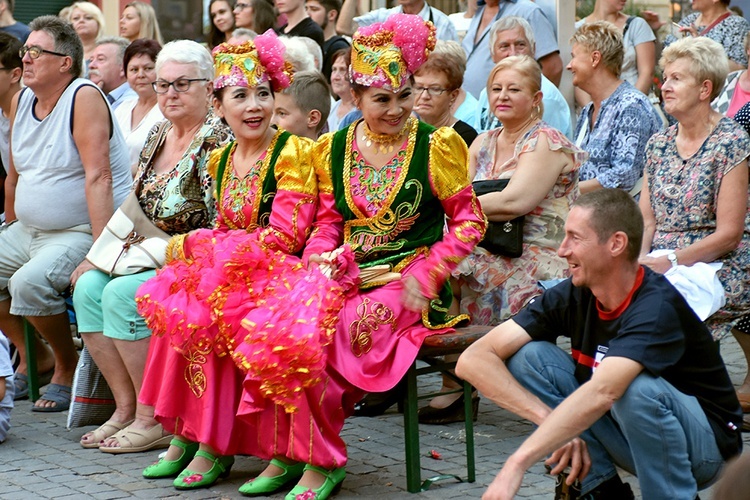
left=463, top=380, right=476, bottom=483
left=23, top=319, right=39, bottom=402
left=404, top=362, right=422, bottom=493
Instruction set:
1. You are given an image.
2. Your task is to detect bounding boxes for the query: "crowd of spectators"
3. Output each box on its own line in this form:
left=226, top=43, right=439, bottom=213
left=0, top=0, right=749, bottom=499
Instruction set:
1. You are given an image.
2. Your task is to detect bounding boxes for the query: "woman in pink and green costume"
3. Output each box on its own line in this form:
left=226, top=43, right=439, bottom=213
left=135, top=31, right=346, bottom=494
left=281, top=13, right=487, bottom=498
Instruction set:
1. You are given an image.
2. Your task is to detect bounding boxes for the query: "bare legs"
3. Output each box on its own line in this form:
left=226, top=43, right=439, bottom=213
left=95, top=336, right=167, bottom=449
left=0, top=299, right=77, bottom=408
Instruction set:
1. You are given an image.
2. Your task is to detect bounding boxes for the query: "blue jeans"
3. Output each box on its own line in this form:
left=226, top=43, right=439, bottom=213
left=506, top=342, right=725, bottom=498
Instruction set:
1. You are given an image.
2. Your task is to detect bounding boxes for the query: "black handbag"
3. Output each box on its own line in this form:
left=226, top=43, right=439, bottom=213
left=472, top=179, right=524, bottom=258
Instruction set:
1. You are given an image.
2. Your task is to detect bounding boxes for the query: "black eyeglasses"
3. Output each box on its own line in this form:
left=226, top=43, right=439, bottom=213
left=152, top=78, right=209, bottom=94
left=234, top=2, right=250, bottom=10
left=19, top=45, right=69, bottom=59
left=414, top=86, right=449, bottom=97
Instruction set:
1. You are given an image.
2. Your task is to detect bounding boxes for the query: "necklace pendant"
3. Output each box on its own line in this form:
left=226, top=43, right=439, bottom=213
left=366, top=139, right=373, bottom=148
left=387, top=145, right=394, bottom=153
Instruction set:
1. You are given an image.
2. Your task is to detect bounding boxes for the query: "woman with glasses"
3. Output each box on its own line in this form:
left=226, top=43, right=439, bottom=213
left=413, top=41, right=477, bottom=148
left=113, top=39, right=164, bottom=176
left=73, top=39, right=232, bottom=452
left=135, top=33, right=344, bottom=494
left=208, top=0, right=235, bottom=48
left=233, top=0, right=277, bottom=34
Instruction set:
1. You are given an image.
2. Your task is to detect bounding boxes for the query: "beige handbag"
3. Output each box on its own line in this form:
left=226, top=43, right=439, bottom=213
left=85, top=190, right=170, bottom=277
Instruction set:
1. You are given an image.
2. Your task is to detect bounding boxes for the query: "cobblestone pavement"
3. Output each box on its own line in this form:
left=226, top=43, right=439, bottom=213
left=1, top=337, right=748, bottom=499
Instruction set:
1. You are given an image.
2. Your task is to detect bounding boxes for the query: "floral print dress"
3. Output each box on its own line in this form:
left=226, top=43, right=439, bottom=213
left=455, top=121, right=586, bottom=326
left=645, top=117, right=750, bottom=339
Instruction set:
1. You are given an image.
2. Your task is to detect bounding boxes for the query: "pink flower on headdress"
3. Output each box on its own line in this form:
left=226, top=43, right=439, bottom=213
left=254, top=29, right=293, bottom=92
left=386, top=13, right=436, bottom=73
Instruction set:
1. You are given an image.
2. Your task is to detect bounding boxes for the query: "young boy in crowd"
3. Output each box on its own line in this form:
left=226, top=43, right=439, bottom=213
left=273, top=70, right=331, bottom=139
left=0, top=332, right=14, bottom=443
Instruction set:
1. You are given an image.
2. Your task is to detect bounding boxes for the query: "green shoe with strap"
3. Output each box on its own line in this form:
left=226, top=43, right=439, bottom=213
left=173, top=450, right=234, bottom=490
left=238, top=458, right=305, bottom=496
left=284, top=464, right=346, bottom=500
left=142, top=438, right=198, bottom=479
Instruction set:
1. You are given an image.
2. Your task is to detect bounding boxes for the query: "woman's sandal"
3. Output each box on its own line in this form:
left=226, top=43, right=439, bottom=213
left=284, top=464, right=346, bottom=500
left=80, top=419, right=134, bottom=449
left=99, top=423, right=172, bottom=454
left=173, top=450, right=234, bottom=490
left=238, top=458, right=305, bottom=496
left=143, top=438, right=199, bottom=479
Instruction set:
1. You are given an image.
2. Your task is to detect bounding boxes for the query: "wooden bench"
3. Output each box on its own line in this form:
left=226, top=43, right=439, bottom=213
left=402, top=324, right=494, bottom=493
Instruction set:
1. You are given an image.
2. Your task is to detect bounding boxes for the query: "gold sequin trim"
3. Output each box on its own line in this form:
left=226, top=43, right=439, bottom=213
left=221, top=130, right=282, bottom=231
left=342, top=117, right=418, bottom=235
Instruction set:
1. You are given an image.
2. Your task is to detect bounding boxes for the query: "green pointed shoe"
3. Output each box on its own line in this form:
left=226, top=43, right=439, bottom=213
left=142, top=439, right=199, bottom=479
left=173, top=450, right=234, bottom=490
left=284, top=464, right=346, bottom=500
left=238, top=458, right=305, bottom=496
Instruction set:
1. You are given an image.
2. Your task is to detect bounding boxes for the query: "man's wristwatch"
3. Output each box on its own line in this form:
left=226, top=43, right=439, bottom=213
left=667, top=252, right=678, bottom=268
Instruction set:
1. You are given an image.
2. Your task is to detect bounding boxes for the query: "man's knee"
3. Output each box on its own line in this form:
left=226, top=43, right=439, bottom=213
left=506, top=341, right=573, bottom=378
left=611, top=373, right=668, bottom=421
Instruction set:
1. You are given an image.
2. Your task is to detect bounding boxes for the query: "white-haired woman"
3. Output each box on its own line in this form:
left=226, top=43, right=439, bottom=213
left=639, top=37, right=750, bottom=418
left=74, top=40, right=232, bottom=453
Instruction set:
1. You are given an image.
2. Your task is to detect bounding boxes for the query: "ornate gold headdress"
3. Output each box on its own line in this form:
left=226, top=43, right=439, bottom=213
left=213, top=30, right=294, bottom=92
left=350, top=13, right=436, bottom=92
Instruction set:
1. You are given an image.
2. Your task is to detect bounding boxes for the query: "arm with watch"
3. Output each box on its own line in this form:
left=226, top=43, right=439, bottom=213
left=637, top=167, right=748, bottom=275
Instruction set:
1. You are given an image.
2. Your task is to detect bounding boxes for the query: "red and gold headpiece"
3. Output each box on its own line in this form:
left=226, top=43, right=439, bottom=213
left=350, top=13, right=436, bottom=92
left=212, top=30, right=294, bottom=92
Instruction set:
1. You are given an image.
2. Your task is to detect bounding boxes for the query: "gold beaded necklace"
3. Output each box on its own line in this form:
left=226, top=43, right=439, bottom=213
left=361, top=117, right=413, bottom=154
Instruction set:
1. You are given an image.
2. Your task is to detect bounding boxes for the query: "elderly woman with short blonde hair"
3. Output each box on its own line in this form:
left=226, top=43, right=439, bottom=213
left=639, top=36, right=750, bottom=417
left=568, top=21, right=660, bottom=194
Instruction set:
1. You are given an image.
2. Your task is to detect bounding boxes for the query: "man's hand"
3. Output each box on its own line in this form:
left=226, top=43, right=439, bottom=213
left=545, top=438, right=591, bottom=484
left=482, top=456, right=526, bottom=500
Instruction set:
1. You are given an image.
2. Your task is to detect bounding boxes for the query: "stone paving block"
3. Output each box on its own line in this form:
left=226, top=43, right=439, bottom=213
left=88, top=490, right=133, bottom=500
left=35, top=486, right=80, bottom=498
left=1, top=492, right=36, bottom=500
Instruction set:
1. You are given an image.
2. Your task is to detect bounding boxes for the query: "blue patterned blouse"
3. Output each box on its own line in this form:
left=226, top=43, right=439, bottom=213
left=574, top=81, right=661, bottom=190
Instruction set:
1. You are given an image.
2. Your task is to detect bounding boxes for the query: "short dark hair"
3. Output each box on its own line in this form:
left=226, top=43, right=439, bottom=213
left=29, top=15, right=83, bottom=79
left=0, top=32, right=22, bottom=70
left=572, top=188, right=643, bottom=262
left=123, top=38, right=161, bottom=73
left=309, top=0, right=342, bottom=18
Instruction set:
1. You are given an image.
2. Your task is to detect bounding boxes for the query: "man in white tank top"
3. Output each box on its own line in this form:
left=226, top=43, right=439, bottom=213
left=1, top=16, right=131, bottom=411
